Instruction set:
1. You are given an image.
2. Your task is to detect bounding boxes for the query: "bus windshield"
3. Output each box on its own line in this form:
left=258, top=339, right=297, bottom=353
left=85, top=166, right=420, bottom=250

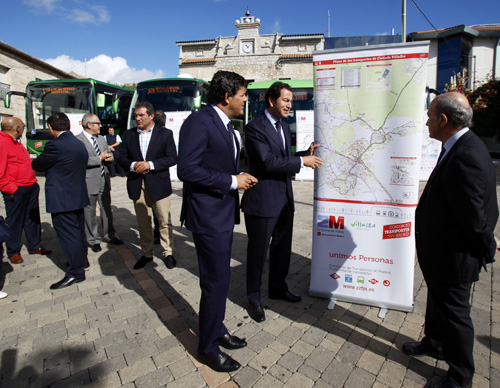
left=26, top=82, right=93, bottom=131
left=132, top=80, right=200, bottom=113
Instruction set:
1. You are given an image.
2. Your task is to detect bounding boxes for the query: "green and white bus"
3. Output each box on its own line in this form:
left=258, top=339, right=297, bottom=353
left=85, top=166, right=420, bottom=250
left=5, top=78, right=133, bottom=157
left=245, top=80, right=314, bottom=152
left=127, top=77, right=208, bottom=128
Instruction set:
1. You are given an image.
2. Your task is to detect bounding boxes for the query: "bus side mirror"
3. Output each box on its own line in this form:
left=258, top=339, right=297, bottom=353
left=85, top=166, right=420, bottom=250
left=112, top=99, right=119, bottom=114
left=97, top=93, right=106, bottom=108
left=3, top=91, right=27, bottom=109
left=193, top=95, right=202, bottom=110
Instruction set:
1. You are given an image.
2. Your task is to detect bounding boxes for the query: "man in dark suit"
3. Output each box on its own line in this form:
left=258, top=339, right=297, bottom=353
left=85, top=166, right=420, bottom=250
left=241, top=82, right=322, bottom=322
left=403, top=92, right=499, bottom=388
left=32, top=113, right=90, bottom=290
left=178, top=70, right=258, bottom=372
left=76, top=114, right=123, bottom=253
left=117, top=102, right=177, bottom=270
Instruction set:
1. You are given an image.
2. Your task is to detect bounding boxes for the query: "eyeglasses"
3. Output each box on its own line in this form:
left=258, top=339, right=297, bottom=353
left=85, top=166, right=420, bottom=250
left=89, top=122, right=102, bottom=126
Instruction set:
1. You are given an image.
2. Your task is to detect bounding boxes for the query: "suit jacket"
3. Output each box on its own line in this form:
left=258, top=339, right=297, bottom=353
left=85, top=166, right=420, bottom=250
left=178, top=105, right=240, bottom=234
left=117, top=125, right=177, bottom=201
left=241, top=113, right=305, bottom=218
left=32, top=131, right=89, bottom=214
left=415, top=130, right=498, bottom=284
left=75, top=132, right=112, bottom=195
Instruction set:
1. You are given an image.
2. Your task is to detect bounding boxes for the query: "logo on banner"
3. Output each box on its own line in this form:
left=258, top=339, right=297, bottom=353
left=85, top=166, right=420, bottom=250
left=35, top=141, right=43, bottom=148
left=351, top=220, right=376, bottom=230
left=330, top=273, right=340, bottom=280
left=383, top=280, right=390, bottom=287
left=317, top=215, right=345, bottom=237
left=357, top=276, right=364, bottom=284
left=383, top=222, right=411, bottom=239
left=368, top=278, right=378, bottom=285
left=345, top=274, right=353, bottom=283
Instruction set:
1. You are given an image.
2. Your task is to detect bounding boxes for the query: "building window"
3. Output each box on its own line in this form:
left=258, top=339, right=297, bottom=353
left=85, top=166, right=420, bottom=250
left=0, top=65, right=10, bottom=101
left=298, top=43, right=307, bottom=52
left=196, top=49, right=204, bottom=57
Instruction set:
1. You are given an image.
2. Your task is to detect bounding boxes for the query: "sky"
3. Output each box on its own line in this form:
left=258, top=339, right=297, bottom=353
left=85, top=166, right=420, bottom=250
left=1, top=0, right=498, bottom=85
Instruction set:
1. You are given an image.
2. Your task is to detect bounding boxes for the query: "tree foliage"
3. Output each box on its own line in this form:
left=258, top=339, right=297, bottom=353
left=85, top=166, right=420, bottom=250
left=444, top=70, right=500, bottom=138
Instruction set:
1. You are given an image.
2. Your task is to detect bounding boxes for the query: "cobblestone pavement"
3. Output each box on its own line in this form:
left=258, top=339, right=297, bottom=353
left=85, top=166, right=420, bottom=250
left=1, top=175, right=500, bottom=388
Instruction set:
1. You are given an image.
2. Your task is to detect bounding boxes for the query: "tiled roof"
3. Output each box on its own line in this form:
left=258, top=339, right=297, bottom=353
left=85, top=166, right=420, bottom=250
left=181, top=58, right=217, bottom=64
left=279, top=54, right=313, bottom=59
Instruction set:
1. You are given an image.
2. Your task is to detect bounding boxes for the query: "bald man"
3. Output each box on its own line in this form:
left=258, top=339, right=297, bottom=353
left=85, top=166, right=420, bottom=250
left=403, top=92, right=499, bottom=388
left=0, top=117, right=51, bottom=265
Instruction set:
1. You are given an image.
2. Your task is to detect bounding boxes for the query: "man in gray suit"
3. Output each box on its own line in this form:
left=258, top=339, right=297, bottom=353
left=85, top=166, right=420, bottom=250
left=76, top=114, right=123, bottom=252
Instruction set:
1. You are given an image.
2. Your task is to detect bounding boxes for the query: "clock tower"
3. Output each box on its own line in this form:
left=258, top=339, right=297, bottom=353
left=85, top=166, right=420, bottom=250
left=236, top=9, right=260, bottom=55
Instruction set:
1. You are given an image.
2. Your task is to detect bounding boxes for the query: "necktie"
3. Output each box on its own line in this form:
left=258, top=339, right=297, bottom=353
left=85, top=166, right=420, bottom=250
left=437, top=146, right=446, bottom=165
left=275, top=121, right=286, bottom=152
left=227, top=122, right=236, bottom=160
left=92, top=136, right=105, bottom=176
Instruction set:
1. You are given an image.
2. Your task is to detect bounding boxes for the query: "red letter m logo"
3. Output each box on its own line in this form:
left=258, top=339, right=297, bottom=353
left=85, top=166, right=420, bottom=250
left=329, top=216, right=344, bottom=229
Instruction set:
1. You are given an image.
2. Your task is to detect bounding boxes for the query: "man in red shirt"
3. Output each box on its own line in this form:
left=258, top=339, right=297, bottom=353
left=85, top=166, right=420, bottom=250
left=0, top=117, right=51, bottom=264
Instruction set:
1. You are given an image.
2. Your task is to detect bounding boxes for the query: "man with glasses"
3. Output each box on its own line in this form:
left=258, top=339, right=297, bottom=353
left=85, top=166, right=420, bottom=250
left=76, top=113, right=123, bottom=253
left=0, top=117, right=51, bottom=265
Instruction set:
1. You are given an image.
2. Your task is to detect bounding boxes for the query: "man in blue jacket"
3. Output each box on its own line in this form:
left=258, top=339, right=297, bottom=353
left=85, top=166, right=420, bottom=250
left=32, top=113, right=89, bottom=290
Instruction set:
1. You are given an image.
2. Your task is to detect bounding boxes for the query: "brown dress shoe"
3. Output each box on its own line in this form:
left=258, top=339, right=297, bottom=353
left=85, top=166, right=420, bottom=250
left=9, top=254, right=24, bottom=264
left=28, top=248, right=52, bottom=255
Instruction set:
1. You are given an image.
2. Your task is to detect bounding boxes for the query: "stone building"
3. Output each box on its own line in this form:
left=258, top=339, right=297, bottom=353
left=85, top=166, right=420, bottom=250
left=176, top=10, right=324, bottom=83
left=0, top=40, right=73, bottom=122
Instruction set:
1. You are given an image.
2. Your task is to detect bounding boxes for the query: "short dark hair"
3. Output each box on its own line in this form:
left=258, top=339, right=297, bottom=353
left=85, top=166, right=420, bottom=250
left=135, top=101, right=155, bottom=116
left=434, top=94, right=473, bottom=129
left=265, top=82, right=292, bottom=108
left=207, top=70, right=246, bottom=105
left=153, top=110, right=166, bottom=127
left=47, top=112, right=70, bottom=132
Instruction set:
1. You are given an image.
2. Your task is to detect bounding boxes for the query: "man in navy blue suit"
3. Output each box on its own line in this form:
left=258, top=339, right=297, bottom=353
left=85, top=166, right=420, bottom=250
left=178, top=70, right=258, bottom=372
left=117, top=102, right=178, bottom=270
left=241, top=82, right=322, bottom=322
left=403, top=92, right=499, bottom=388
left=32, top=113, right=90, bottom=290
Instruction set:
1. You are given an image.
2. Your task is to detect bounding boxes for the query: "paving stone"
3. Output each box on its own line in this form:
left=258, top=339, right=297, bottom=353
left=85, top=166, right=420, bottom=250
left=282, top=373, right=314, bottom=388
left=248, top=347, right=281, bottom=374
left=118, top=357, right=157, bottom=384
left=277, top=351, right=304, bottom=372
left=134, top=366, right=174, bottom=388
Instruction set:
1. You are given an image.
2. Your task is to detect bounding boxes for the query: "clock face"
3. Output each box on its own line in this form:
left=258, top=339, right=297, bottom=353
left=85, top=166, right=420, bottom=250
left=242, top=41, right=253, bottom=53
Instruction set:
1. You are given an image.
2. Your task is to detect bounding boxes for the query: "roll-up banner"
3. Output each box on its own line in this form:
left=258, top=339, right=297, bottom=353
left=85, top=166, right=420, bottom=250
left=310, top=42, right=429, bottom=312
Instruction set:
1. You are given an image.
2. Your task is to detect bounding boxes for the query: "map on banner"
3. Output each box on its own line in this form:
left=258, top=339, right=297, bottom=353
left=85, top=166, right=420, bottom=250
left=314, top=52, right=428, bottom=205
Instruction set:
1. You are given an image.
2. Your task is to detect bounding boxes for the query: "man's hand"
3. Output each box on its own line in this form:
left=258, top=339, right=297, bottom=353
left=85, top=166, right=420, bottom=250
left=109, top=146, right=115, bottom=152
left=100, top=151, right=113, bottom=162
left=134, top=161, right=150, bottom=174
left=236, top=173, right=258, bottom=190
left=306, top=142, right=320, bottom=156
left=303, top=155, right=323, bottom=169
left=495, top=236, right=500, bottom=251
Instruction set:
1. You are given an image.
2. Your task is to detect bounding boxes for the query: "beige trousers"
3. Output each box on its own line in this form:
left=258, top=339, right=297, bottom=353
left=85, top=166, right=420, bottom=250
left=133, top=181, right=173, bottom=258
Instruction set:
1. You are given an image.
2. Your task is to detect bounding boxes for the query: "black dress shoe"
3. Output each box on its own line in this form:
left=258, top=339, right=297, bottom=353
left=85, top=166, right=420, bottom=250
left=50, top=275, right=85, bottom=290
left=108, top=237, right=123, bottom=245
left=436, top=376, right=472, bottom=388
left=133, top=255, right=153, bottom=269
left=91, top=244, right=102, bottom=252
left=198, top=352, right=241, bottom=372
left=269, top=290, right=302, bottom=303
left=164, top=255, right=176, bottom=269
left=218, top=334, right=247, bottom=349
left=402, top=341, right=444, bottom=360
left=247, top=304, right=266, bottom=322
